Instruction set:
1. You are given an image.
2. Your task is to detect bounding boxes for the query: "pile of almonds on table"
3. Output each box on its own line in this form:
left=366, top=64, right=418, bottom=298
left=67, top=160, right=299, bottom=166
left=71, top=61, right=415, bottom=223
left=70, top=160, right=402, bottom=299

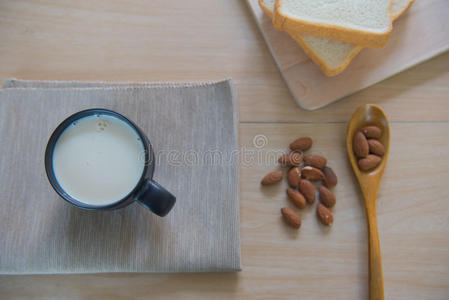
left=352, top=125, right=385, bottom=171
left=260, top=137, right=338, bottom=229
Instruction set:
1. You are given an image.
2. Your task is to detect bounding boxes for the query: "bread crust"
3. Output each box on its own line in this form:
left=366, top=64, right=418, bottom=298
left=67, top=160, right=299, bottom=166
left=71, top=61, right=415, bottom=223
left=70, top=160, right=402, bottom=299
left=272, top=0, right=393, bottom=48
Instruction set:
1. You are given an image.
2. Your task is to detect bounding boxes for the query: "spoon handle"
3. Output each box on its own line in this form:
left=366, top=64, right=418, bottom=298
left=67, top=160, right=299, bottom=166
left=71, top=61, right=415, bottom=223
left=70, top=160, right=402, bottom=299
left=366, top=201, right=384, bottom=300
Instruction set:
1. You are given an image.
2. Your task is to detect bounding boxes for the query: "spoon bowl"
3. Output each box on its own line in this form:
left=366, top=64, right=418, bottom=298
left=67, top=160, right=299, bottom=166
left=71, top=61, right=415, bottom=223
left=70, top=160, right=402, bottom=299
left=347, top=104, right=390, bottom=181
left=346, top=104, right=390, bottom=300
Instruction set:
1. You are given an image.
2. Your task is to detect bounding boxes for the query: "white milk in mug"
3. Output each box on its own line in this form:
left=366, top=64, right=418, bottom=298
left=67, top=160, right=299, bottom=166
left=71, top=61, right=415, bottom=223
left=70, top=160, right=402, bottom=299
left=52, top=114, right=145, bottom=205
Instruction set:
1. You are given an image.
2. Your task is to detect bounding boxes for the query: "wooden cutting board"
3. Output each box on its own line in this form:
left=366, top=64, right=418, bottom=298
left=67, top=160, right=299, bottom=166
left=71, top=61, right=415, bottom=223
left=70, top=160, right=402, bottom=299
left=246, top=0, right=449, bottom=110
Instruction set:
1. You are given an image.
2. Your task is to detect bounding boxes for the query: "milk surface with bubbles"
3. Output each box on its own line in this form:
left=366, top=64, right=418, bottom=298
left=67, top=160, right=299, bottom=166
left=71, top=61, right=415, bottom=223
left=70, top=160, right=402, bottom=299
left=52, top=114, right=145, bottom=205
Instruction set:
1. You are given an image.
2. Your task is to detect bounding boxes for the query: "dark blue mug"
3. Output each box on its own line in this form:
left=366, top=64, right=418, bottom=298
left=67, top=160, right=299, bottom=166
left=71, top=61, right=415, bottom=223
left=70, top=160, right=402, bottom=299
left=44, top=108, right=176, bottom=217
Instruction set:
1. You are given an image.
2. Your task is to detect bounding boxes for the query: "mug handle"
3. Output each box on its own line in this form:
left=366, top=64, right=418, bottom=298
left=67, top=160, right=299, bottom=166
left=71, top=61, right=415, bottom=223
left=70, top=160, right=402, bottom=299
left=134, top=180, right=176, bottom=217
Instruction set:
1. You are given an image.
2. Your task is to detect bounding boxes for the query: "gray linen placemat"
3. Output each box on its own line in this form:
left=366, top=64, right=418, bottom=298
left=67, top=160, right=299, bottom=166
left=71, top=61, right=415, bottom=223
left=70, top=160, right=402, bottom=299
left=0, top=79, right=240, bottom=274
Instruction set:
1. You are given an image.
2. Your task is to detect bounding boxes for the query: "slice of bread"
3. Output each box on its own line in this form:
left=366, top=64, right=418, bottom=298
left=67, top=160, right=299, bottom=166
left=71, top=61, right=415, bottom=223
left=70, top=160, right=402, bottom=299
left=272, top=0, right=393, bottom=48
left=259, top=0, right=414, bottom=76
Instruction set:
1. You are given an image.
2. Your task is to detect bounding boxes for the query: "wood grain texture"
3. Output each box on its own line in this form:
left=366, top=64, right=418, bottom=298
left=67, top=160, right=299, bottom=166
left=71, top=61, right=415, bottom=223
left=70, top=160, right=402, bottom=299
left=247, top=0, right=449, bottom=110
left=0, top=0, right=449, bottom=299
left=0, top=0, right=449, bottom=123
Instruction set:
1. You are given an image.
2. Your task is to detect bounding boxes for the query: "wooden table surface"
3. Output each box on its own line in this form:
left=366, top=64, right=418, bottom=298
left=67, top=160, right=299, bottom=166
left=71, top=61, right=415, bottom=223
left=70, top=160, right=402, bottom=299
left=1, top=1, right=448, bottom=299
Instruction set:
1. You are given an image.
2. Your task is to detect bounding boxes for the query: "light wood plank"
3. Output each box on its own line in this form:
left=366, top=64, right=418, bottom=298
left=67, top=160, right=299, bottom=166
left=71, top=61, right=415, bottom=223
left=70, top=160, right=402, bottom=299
left=1, top=1, right=449, bottom=299
left=0, top=0, right=448, bottom=122
left=1, top=123, right=449, bottom=299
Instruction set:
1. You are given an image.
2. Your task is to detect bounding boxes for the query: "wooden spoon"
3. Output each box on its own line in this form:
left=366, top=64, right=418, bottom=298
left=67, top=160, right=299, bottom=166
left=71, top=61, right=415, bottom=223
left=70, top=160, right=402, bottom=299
left=346, top=104, right=390, bottom=300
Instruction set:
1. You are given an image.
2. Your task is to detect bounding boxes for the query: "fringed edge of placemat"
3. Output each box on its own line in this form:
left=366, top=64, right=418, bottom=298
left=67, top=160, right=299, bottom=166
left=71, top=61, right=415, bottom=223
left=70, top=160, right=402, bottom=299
left=2, top=78, right=234, bottom=90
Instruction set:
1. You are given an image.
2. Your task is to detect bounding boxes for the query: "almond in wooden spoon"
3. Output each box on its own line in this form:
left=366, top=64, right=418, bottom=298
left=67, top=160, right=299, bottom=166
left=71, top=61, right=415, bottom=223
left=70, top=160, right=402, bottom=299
left=368, top=139, right=385, bottom=156
left=361, top=126, right=382, bottom=139
left=353, top=131, right=369, bottom=158
left=358, top=155, right=382, bottom=171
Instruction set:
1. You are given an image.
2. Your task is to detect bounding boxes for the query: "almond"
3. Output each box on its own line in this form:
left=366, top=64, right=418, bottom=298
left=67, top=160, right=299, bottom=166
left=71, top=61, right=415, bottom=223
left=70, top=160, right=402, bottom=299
left=304, top=154, right=327, bottom=169
left=353, top=131, right=369, bottom=158
left=286, top=188, right=306, bottom=209
left=287, top=167, right=301, bottom=188
left=368, top=139, right=385, bottom=156
left=298, top=179, right=315, bottom=204
left=358, top=155, right=382, bottom=171
left=322, top=166, right=338, bottom=188
left=317, top=204, right=333, bottom=226
left=361, top=126, right=382, bottom=139
left=319, top=186, right=336, bottom=208
left=289, top=137, right=312, bottom=151
left=278, top=152, right=303, bottom=167
left=301, top=166, right=324, bottom=181
left=281, top=207, right=301, bottom=229
left=261, top=170, right=283, bottom=185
